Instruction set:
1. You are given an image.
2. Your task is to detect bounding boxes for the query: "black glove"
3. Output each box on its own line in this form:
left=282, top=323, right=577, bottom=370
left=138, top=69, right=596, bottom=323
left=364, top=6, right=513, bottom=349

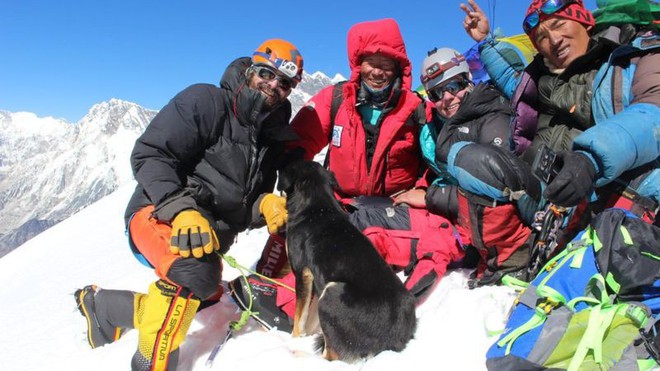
left=543, top=151, right=597, bottom=207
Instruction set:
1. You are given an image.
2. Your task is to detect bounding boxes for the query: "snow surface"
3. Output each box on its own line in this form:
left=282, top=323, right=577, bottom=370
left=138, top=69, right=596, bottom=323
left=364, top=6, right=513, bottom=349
left=0, top=182, right=518, bottom=371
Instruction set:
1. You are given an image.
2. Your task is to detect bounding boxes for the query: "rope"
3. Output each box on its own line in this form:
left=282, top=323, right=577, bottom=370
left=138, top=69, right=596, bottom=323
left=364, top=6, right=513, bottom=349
left=217, top=253, right=295, bottom=332
left=206, top=251, right=298, bottom=366
left=220, top=254, right=295, bottom=292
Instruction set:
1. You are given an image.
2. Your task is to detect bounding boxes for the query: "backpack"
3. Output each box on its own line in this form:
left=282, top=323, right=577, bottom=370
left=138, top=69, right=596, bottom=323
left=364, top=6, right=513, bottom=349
left=487, top=208, right=660, bottom=371
left=592, top=0, right=660, bottom=34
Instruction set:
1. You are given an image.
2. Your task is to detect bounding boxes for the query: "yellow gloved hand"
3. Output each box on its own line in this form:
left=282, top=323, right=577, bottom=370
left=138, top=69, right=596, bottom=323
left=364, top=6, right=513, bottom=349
left=260, top=193, right=288, bottom=234
left=170, top=210, right=220, bottom=258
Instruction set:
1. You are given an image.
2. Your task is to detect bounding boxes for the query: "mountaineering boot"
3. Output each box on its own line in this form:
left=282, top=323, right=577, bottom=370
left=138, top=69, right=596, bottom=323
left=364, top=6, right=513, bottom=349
left=131, top=280, right=200, bottom=371
left=75, top=285, right=135, bottom=348
left=228, top=274, right=293, bottom=333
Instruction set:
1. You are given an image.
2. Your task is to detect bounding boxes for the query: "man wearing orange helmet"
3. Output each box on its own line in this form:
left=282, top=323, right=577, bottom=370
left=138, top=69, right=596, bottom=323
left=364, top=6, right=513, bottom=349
left=73, top=39, right=303, bottom=371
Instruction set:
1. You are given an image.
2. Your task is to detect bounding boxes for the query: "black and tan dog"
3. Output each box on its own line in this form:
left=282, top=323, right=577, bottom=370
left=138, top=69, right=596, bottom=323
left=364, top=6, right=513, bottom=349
left=278, top=160, right=417, bottom=362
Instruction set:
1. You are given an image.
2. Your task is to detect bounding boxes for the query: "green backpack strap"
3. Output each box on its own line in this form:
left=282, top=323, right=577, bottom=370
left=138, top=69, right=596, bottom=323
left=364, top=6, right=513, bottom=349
left=567, top=302, right=651, bottom=371
left=567, top=303, right=619, bottom=371
left=501, top=274, right=529, bottom=291
left=497, top=235, right=596, bottom=355
left=566, top=273, right=610, bottom=311
left=497, top=306, right=550, bottom=355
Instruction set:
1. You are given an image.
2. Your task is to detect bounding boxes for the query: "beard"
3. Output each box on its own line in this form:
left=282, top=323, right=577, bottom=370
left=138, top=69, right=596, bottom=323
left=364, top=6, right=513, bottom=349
left=257, top=82, right=287, bottom=111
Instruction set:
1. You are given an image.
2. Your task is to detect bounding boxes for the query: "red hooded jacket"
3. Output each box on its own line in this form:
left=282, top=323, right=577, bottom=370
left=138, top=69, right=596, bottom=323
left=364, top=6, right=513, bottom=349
left=289, top=18, right=426, bottom=198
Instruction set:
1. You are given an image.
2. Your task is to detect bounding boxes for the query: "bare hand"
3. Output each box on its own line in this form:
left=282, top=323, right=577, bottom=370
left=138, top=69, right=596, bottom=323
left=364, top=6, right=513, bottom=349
left=392, top=188, right=427, bottom=208
left=460, top=0, right=490, bottom=42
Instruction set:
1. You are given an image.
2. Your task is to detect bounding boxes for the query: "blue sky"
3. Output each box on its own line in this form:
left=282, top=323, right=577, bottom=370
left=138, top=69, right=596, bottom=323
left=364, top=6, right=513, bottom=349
left=1, top=0, right=596, bottom=122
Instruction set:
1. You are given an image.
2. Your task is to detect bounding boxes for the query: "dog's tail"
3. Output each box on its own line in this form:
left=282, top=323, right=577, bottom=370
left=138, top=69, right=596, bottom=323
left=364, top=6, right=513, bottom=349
left=313, top=333, right=325, bottom=354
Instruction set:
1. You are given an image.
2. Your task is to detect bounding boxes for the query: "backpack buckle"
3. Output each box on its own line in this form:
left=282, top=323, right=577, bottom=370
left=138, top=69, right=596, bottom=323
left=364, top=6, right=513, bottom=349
left=625, top=304, right=650, bottom=328
left=539, top=298, right=560, bottom=314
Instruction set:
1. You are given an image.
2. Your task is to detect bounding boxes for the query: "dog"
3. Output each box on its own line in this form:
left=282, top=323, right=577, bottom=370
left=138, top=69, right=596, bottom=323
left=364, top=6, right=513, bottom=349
left=278, top=160, right=417, bottom=362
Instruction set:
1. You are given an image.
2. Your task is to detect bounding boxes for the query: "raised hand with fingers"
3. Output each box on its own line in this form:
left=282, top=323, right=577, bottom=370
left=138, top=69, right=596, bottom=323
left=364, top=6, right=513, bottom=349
left=460, top=0, right=490, bottom=42
left=170, top=209, right=220, bottom=258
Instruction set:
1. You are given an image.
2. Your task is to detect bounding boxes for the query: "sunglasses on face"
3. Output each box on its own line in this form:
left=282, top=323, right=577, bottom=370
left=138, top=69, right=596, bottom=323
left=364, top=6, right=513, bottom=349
left=253, top=66, right=294, bottom=91
left=428, top=78, right=469, bottom=102
left=523, top=0, right=576, bottom=34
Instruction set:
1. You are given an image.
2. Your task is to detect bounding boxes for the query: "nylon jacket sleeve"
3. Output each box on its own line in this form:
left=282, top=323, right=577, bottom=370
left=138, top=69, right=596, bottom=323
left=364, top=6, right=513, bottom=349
left=288, top=85, right=336, bottom=160
left=573, top=102, right=660, bottom=187
left=574, top=50, right=660, bottom=186
left=131, top=84, right=222, bottom=213
left=425, top=183, right=458, bottom=221
left=479, top=35, right=526, bottom=100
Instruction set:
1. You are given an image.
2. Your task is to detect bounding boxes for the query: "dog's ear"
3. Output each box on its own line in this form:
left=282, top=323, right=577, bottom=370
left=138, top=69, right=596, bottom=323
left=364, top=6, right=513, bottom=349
left=277, top=163, right=296, bottom=194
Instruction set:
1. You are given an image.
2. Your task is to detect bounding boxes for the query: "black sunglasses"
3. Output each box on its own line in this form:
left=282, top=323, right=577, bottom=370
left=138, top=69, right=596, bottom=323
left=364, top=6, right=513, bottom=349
left=252, top=66, right=294, bottom=91
left=427, top=78, right=470, bottom=102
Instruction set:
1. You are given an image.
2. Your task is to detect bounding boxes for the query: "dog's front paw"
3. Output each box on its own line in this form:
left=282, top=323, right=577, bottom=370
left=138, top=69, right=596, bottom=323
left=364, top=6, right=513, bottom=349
left=292, top=326, right=305, bottom=338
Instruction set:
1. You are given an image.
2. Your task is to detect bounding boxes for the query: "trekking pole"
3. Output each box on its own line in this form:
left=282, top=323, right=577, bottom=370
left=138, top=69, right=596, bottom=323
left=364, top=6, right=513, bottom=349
left=206, top=327, right=233, bottom=367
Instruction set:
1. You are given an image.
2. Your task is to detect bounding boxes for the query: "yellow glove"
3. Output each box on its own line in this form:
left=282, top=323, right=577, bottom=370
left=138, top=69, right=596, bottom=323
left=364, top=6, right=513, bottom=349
left=260, top=194, right=288, bottom=234
left=170, top=210, right=220, bottom=258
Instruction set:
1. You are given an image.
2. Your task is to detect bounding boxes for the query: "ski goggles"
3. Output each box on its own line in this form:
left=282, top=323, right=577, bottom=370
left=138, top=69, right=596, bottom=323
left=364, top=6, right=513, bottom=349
left=523, top=0, right=576, bottom=34
left=427, top=78, right=470, bottom=102
left=252, top=65, right=294, bottom=91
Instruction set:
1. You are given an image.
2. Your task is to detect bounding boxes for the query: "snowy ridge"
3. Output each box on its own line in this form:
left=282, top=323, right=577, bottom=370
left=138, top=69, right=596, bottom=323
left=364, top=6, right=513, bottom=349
left=287, top=70, right=339, bottom=116
left=0, top=100, right=156, bottom=256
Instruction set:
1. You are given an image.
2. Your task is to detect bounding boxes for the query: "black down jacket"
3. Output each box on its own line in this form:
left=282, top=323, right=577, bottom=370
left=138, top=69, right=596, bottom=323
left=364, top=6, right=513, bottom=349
left=125, top=57, right=298, bottom=247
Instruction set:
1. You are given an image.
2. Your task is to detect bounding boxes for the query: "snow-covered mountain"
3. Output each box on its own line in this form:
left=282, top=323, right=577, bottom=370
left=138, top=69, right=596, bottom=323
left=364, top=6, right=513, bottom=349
left=288, top=71, right=346, bottom=110
left=0, top=70, right=340, bottom=257
left=0, top=100, right=156, bottom=256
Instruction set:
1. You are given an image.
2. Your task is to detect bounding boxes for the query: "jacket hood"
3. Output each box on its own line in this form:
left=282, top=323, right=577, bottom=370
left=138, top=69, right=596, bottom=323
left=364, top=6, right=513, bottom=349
left=220, top=57, right=252, bottom=93
left=346, top=18, right=412, bottom=90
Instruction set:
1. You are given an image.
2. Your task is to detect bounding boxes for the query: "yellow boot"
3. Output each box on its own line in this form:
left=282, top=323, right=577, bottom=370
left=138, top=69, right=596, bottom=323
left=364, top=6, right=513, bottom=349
left=131, top=280, right=200, bottom=371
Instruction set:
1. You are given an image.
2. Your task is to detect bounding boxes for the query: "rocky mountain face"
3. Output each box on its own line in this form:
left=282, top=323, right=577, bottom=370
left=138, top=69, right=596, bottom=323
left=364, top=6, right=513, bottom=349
left=0, top=70, right=336, bottom=257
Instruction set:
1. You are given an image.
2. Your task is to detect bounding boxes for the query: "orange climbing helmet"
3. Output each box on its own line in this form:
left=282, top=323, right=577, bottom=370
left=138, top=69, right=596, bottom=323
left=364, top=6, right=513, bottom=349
left=252, top=39, right=304, bottom=87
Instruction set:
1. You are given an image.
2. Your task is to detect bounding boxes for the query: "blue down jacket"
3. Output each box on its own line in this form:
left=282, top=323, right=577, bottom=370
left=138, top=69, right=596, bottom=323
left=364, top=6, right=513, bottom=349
left=479, top=27, right=660, bottom=204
